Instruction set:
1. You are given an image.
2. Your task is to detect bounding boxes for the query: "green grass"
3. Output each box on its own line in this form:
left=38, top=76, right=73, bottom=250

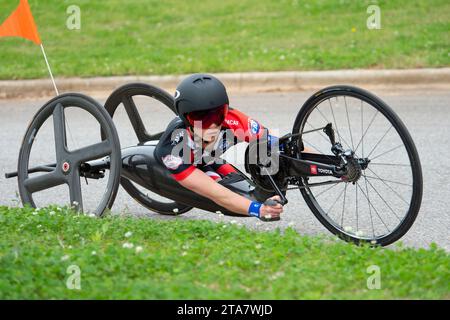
left=0, top=206, right=448, bottom=299
left=0, top=0, right=448, bottom=80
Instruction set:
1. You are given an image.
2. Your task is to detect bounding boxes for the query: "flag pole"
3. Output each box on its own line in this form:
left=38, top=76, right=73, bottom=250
left=39, top=43, right=59, bottom=96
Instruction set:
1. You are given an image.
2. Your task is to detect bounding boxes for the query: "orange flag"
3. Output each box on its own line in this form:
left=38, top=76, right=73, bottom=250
left=0, top=0, right=41, bottom=45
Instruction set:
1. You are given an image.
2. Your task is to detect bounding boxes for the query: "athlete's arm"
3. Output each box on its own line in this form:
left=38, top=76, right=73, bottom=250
left=177, top=168, right=283, bottom=218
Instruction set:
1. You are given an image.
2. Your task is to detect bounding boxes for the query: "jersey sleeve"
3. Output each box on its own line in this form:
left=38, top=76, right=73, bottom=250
left=222, top=108, right=268, bottom=142
left=161, top=154, right=196, bottom=181
left=157, top=130, right=196, bottom=181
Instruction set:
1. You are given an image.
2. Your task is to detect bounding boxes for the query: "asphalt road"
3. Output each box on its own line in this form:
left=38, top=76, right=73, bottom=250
left=1, top=88, right=449, bottom=250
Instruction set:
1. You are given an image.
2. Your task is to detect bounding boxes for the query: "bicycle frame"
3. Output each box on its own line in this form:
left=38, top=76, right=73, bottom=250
left=282, top=152, right=343, bottom=178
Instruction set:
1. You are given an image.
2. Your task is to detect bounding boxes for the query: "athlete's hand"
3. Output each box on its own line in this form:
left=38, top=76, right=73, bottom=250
left=260, top=195, right=283, bottom=220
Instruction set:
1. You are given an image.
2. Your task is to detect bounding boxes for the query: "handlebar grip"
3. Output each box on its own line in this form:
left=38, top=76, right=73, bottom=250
left=260, top=199, right=282, bottom=222
left=263, top=199, right=282, bottom=206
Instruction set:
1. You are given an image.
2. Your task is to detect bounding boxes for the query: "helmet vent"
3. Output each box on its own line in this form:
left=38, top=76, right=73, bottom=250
left=193, top=76, right=212, bottom=85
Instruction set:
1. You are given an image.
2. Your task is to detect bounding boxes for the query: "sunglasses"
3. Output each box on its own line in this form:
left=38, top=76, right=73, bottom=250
left=186, top=104, right=228, bottom=129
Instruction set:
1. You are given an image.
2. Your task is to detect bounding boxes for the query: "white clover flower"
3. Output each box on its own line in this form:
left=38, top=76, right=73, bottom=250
left=182, top=244, right=189, bottom=250
left=215, top=236, right=220, bottom=240
left=57, top=207, right=62, bottom=211
left=255, top=244, right=262, bottom=250
left=216, top=211, right=224, bottom=218
left=269, top=271, right=285, bottom=281
left=279, top=55, right=286, bottom=60
left=37, top=224, right=42, bottom=229
left=122, top=242, right=134, bottom=249
left=181, top=251, right=187, bottom=256
left=68, top=245, right=73, bottom=249
left=91, top=251, right=97, bottom=256
left=124, top=231, right=133, bottom=238
left=219, top=260, right=225, bottom=266
left=49, top=211, right=55, bottom=216
left=254, top=260, right=260, bottom=265
left=135, top=246, right=143, bottom=253
left=61, top=255, right=70, bottom=261
left=222, top=224, right=227, bottom=228
left=32, top=211, right=38, bottom=216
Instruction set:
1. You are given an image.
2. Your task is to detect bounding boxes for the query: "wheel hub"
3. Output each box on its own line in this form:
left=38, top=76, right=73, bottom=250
left=62, top=161, right=71, bottom=174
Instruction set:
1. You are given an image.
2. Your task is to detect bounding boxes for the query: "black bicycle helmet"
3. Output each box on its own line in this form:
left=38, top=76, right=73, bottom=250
left=174, top=73, right=229, bottom=127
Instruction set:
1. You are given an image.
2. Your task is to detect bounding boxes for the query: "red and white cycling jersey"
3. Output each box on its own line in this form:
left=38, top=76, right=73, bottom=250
left=155, top=107, right=267, bottom=181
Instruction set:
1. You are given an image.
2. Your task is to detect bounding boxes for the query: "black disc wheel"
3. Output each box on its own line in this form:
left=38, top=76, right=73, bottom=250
left=17, top=93, right=121, bottom=216
left=103, top=83, right=193, bottom=215
left=292, top=85, right=423, bottom=246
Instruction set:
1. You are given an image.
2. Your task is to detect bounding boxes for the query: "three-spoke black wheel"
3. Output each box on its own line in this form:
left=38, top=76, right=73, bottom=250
left=103, top=83, right=193, bottom=215
left=17, top=93, right=122, bottom=216
left=293, top=86, right=423, bottom=246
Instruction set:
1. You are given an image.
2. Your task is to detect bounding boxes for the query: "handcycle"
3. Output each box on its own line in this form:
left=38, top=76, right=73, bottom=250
left=5, top=83, right=423, bottom=246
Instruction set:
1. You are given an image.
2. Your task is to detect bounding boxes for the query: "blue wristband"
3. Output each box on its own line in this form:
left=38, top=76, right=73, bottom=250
left=248, top=201, right=262, bottom=218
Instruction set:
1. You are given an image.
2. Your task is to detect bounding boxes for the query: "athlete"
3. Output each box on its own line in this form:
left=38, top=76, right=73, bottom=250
left=155, top=74, right=284, bottom=220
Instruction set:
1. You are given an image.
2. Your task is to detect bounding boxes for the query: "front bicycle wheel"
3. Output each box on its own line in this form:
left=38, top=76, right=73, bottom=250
left=292, top=85, right=423, bottom=246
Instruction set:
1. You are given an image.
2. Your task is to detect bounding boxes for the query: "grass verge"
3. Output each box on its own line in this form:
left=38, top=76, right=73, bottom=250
left=0, top=0, right=449, bottom=79
left=0, top=205, right=448, bottom=299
